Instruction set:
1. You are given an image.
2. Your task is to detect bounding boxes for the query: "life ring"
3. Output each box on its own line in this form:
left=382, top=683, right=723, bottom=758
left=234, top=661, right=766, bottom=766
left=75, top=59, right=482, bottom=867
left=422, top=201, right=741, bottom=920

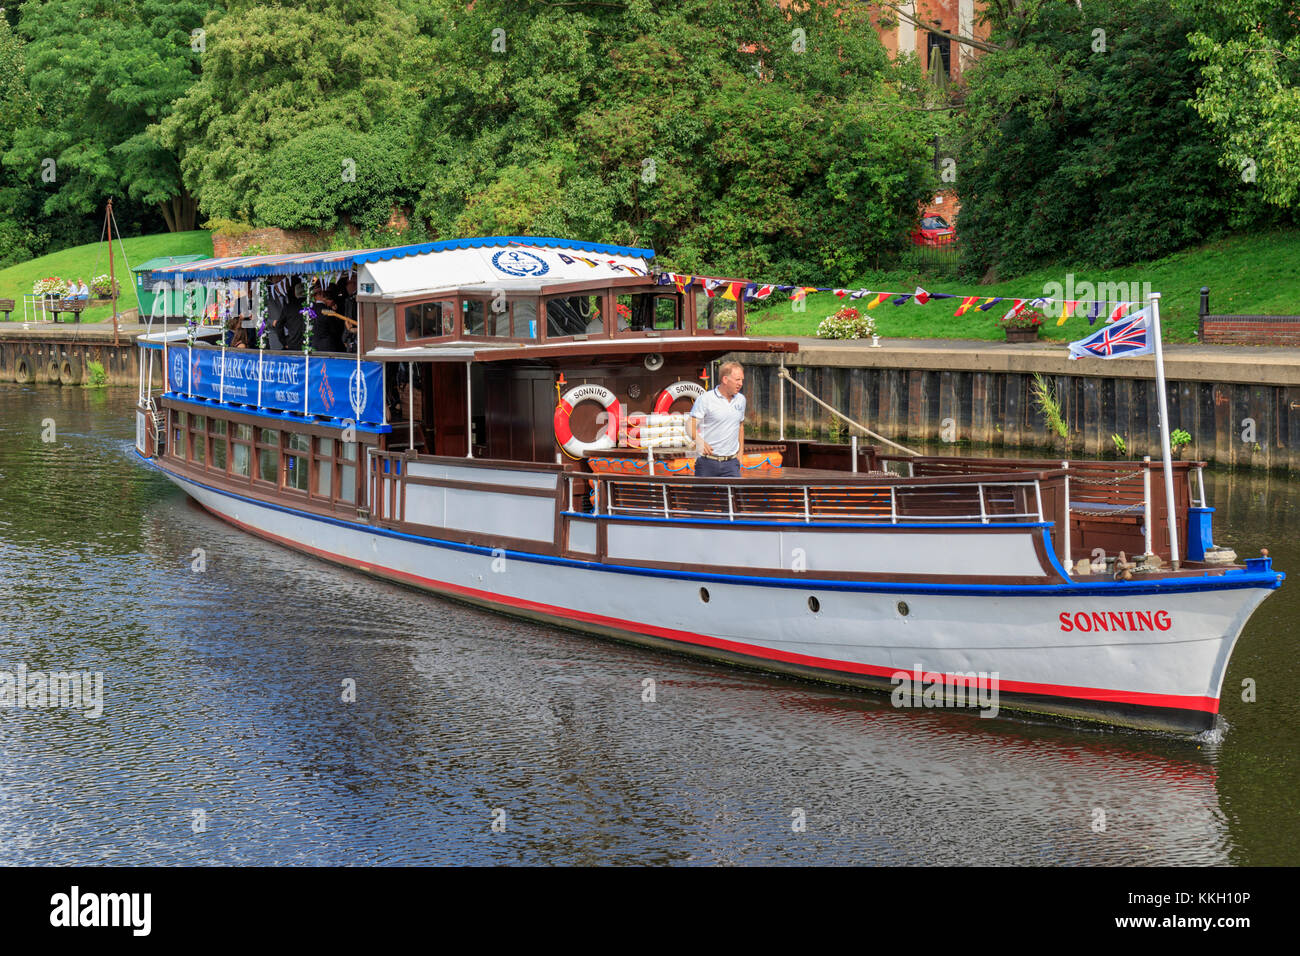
left=554, top=383, right=621, bottom=459
left=653, top=380, right=705, bottom=414
left=13, top=353, right=35, bottom=384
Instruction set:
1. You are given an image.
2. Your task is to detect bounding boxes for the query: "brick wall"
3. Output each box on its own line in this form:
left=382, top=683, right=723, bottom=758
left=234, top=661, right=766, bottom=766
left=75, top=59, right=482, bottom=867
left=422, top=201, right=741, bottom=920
left=1200, top=315, right=1300, bottom=346
left=921, top=188, right=961, bottom=226
left=211, top=227, right=331, bottom=258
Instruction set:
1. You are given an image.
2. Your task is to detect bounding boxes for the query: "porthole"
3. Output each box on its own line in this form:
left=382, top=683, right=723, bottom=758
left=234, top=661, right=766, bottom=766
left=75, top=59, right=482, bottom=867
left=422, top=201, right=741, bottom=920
left=699, top=587, right=710, bottom=603
left=897, top=601, right=910, bottom=617
left=808, top=596, right=820, bottom=613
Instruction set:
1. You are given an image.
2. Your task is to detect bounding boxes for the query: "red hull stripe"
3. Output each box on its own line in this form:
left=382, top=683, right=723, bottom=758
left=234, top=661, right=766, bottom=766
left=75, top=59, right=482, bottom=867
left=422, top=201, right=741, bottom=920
left=210, top=505, right=1219, bottom=716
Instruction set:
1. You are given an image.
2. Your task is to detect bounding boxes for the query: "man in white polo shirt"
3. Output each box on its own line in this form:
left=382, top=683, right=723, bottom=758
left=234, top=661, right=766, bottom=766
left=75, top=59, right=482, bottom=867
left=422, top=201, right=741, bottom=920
left=688, top=361, right=745, bottom=478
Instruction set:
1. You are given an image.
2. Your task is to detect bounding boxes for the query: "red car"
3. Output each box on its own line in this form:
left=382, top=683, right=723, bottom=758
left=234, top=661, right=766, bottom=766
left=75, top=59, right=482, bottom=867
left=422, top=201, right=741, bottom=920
left=910, top=215, right=956, bottom=246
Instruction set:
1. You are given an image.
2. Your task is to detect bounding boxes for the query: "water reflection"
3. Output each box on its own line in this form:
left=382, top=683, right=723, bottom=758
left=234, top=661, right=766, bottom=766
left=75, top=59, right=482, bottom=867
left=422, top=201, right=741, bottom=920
left=0, top=384, right=1294, bottom=864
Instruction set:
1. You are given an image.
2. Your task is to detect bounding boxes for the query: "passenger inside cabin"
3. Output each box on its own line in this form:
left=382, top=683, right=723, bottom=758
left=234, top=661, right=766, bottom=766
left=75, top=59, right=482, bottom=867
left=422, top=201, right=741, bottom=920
left=274, top=280, right=306, bottom=350
left=311, top=292, right=346, bottom=353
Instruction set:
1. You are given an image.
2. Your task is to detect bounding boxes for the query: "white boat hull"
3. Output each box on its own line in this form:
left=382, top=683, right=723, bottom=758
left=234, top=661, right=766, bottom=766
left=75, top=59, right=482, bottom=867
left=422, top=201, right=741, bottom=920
left=155, top=461, right=1281, bottom=734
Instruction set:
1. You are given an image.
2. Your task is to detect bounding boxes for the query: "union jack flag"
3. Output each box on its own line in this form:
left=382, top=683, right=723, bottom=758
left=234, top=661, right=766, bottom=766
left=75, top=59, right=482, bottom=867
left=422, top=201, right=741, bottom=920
left=1068, top=307, right=1153, bottom=360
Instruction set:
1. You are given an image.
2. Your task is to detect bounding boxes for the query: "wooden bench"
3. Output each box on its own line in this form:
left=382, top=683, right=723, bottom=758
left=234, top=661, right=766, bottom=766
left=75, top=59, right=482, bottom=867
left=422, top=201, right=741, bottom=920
left=45, top=298, right=87, bottom=323
left=0, top=298, right=13, bottom=321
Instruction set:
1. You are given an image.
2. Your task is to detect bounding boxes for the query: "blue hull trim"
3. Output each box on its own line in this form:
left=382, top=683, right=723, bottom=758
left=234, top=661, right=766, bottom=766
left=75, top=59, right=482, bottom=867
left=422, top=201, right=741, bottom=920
left=136, top=451, right=1285, bottom=598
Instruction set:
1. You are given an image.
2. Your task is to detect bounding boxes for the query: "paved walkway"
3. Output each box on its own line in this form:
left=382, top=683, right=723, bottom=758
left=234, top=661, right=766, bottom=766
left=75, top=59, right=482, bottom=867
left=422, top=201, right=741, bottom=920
left=745, top=336, right=1300, bottom=387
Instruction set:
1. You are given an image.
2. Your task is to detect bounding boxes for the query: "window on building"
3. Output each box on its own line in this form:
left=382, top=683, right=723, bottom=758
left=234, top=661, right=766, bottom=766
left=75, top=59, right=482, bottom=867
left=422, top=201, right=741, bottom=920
left=928, top=30, right=951, bottom=81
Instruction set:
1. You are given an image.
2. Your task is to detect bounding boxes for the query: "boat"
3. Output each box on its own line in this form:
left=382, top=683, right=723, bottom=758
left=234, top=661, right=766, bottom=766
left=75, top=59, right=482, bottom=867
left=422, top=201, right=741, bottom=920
left=131, top=236, right=1284, bottom=734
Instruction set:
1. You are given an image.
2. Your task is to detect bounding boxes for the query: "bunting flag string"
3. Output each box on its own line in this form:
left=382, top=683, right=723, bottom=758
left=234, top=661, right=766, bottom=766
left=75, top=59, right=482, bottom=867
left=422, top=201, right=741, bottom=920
left=652, top=272, right=1139, bottom=323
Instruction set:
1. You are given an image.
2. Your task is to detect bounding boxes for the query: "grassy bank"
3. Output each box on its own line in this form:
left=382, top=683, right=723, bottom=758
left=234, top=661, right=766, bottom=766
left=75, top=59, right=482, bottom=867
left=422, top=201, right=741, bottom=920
left=0, top=232, right=213, bottom=323
left=746, top=229, right=1300, bottom=343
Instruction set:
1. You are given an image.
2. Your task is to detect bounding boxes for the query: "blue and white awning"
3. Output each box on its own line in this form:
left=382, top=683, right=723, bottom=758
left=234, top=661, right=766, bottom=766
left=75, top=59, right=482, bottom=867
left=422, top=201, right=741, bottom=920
left=145, top=236, right=656, bottom=283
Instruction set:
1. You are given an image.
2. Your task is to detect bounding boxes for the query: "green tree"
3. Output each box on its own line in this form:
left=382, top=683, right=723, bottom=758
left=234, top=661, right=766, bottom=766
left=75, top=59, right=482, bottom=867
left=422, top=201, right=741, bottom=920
left=3, top=0, right=214, bottom=232
left=1179, top=0, right=1300, bottom=210
left=411, top=0, right=941, bottom=284
left=159, top=0, right=425, bottom=230
left=956, top=0, right=1268, bottom=277
left=0, top=14, right=42, bottom=265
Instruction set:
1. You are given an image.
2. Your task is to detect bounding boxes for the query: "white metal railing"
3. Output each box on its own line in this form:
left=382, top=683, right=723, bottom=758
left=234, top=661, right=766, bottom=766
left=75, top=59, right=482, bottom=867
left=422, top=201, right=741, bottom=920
left=568, top=474, right=1047, bottom=525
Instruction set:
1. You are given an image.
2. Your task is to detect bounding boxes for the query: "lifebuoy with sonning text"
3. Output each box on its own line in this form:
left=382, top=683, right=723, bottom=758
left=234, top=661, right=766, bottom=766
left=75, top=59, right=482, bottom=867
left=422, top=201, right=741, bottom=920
left=554, top=383, right=621, bottom=459
left=653, top=380, right=704, bottom=414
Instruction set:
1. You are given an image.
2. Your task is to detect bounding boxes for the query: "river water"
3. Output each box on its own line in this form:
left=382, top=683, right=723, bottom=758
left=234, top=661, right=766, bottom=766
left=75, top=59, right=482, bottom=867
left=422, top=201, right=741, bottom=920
left=0, top=384, right=1296, bottom=866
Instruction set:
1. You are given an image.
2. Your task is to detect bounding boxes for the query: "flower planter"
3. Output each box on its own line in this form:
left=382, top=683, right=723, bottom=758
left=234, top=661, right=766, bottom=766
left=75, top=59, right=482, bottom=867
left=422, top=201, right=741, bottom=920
left=1003, top=327, right=1039, bottom=343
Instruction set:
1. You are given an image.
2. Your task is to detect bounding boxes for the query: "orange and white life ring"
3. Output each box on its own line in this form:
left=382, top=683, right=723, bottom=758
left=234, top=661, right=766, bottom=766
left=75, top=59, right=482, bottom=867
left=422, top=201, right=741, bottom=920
left=653, top=380, right=705, bottom=414
left=554, top=383, right=621, bottom=459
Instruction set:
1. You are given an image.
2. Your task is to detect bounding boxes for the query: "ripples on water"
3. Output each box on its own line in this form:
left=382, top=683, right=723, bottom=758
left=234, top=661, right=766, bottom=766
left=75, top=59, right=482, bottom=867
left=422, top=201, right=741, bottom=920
left=0, top=384, right=1296, bottom=865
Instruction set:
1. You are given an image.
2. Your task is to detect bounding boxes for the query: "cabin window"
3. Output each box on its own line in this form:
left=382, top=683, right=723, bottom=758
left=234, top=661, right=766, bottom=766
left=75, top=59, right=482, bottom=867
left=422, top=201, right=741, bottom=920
left=377, top=304, right=396, bottom=342
left=462, top=299, right=487, bottom=336
left=545, top=294, right=603, bottom=337
left=189, top=415, right=206, bottom=464
left=172, top=410, right=187, bottom=457
left=616, top=293, right=681, bottom=332
left=284, top=433, right=311, bottom=492
left=231, top=424, right=253, bottom=477
left=485, top=301, right=512, bottom=337
left=211, top=419, right=228, bottom=471
left=694, top=291, right=740, bottom=334
left=339, top=441, right=358, bottom=505
left=257, top=428, right=280, bottom=483
left=315, top=436, right=334, bottom=498
left=513, top=300, right=539, bottom=339
left=404, top=300, right=455, bottom=340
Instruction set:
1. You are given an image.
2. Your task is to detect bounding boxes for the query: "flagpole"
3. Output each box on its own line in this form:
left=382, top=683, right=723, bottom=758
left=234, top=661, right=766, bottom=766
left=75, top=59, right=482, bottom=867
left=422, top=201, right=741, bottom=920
left=1149, top=292, right=1180, bottom=568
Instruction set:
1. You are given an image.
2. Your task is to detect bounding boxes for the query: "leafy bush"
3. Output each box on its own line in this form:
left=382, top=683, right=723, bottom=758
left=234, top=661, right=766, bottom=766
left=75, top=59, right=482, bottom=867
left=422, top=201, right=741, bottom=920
left=253, top=128, right=410, bottom=233
left=84, top=360, right=108, bottom=388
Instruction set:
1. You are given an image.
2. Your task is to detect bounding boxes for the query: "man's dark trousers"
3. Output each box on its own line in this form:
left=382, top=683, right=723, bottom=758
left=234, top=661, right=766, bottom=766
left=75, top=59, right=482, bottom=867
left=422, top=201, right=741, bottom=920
left=695, top=456, right=741, bottom=478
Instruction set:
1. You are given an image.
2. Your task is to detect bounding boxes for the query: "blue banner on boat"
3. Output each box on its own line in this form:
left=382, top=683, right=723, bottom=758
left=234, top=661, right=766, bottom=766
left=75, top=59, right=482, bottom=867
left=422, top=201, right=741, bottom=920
left=167, top=347, right=385, bottom=425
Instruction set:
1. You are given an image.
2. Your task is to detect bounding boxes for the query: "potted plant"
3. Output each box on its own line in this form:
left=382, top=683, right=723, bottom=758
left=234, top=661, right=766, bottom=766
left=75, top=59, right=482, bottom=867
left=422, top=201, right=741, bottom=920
left=1169, top=428, right=1192, bottom=460
left=90, top=274, right=119, bottom=299
left=32, top=276, right=67, bottom=299
left=816, top=306, right=878, bottom=341
left=999, top=307, right=1045, bottom=343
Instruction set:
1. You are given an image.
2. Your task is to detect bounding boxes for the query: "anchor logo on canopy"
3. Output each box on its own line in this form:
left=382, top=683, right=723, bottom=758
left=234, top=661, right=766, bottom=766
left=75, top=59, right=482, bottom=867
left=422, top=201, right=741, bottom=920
left=171, top=351, right=184, bottom=388
left=491, top=250, right=549, bottom=277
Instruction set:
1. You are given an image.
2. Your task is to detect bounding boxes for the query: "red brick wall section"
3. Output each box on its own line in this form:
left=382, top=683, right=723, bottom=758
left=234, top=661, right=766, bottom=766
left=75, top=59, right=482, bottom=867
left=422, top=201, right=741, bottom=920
left=921, top=188, right=961, bottom=226
left=1200, top=316, right=1300, bottom=346
left=211, top=228, right=332, bottom=258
